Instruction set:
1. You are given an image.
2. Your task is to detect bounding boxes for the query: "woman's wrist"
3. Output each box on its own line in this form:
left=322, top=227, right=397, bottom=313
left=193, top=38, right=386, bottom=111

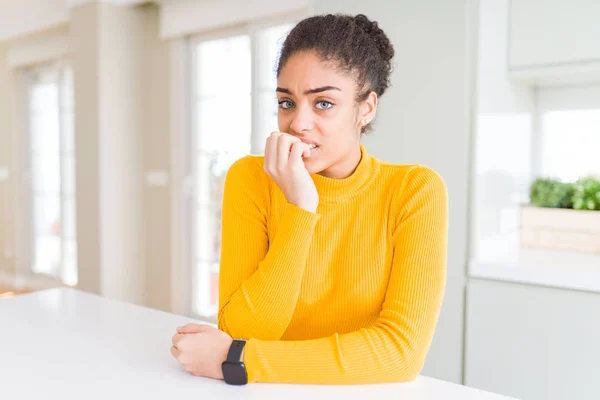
left=291, top=200, right=318, bottom=213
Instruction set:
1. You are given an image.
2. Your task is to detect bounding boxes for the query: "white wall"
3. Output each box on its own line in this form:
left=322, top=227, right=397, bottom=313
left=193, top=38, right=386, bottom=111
left=314, top=0, right=474, bottom=384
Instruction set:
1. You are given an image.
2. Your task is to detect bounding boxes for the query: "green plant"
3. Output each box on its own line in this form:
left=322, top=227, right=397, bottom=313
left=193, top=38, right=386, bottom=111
left=572, top=176, right=600, bottom=211
left=529, top=177, right=575, bottom=208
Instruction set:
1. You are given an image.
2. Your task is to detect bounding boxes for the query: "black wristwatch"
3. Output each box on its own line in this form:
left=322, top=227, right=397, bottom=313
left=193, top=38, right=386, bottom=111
left=222, top=339, right=248, bottom=385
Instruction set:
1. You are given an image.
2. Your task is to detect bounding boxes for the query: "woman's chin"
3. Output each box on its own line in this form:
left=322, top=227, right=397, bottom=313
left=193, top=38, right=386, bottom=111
left=303, top=158, right=321, bottom=174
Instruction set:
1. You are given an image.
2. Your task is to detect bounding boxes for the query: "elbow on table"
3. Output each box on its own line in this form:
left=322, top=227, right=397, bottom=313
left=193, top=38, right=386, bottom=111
left=397, top=365, right=421, bottom=383
left=336, top=360, right=420, bottom=385
left=386, top=359, right=422, bottom=383
left=381, top=348, right=425, bottom=383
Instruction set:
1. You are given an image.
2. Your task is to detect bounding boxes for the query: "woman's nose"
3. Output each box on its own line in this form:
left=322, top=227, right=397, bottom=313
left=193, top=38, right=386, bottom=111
left=289, top=105, right=315, bottom=134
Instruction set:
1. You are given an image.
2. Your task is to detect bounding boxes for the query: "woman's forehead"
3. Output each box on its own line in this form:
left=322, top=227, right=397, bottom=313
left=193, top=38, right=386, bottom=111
left=277, top=51, right=356, bottom=92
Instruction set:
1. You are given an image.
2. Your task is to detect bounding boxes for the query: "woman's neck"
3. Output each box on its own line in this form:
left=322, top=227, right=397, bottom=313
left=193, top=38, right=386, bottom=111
left=317, top=145, right=363, bottom=179
left=310, top=145, right=380, bottom=203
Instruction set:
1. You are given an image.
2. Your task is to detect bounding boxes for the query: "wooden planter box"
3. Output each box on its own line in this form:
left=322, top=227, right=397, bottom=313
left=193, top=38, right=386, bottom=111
left=520, top=205, right=600, bottom=254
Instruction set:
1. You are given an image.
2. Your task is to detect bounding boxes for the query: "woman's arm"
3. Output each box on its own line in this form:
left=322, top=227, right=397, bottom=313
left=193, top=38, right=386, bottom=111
left=242, top=167, right=448, bottom=384
left=218, top=156, right=321, bottom=340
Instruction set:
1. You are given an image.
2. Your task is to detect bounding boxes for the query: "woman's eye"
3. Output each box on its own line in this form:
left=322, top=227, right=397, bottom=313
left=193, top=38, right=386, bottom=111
left=278, top=100, right=294, bottom=109
left=316, top=101, right=333, bottom=110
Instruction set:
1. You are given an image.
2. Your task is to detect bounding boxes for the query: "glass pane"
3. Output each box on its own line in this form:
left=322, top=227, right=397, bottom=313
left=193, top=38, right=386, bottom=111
left=63, top=155, right=76, bottom=195
left=196, top=155, right=210, bottom=205
left=257, top=23, right=295, bottom=89
left=27, top=63, right=77, bottom=284
left=63, top=197, right=76, bottom=239
left=32, top=153, right=61, bottom=193
left=34, top=194, right=61, bottom=236
left=256, top=91, right=279, bottom=147
left=32, top=235, right=61, bottom=277
left=196, top=151, right=245, bottom=206
left=30, top=111, right=60, bottom=153
left=63, top=239, right=78, bottom=286
left=541, top=109, right=600, bottom=182
left=192, top=261, right=220, bottom=317
left=196, top=35, right=251, bottom=98
left=30, top=81, right=58, bottom=114
left=196, top=206, right=221, bottom=263
left=196, top=154, right=223, bottom=206
left=196, top=95, right=252, bottom=152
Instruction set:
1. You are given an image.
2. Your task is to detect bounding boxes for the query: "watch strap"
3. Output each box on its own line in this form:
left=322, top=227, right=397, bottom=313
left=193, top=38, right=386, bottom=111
left=226, top=339, right=246, bottom=363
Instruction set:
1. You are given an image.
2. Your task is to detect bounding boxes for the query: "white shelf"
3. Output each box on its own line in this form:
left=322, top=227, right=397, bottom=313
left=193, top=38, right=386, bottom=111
left=470, top=232, right=600, bottom=293
left=470, top=260, right=600, bottom=294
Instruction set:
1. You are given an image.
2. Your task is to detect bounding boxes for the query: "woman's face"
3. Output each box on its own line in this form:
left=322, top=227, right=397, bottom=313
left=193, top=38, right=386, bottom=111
left=276, top=51, right=376, bottom=177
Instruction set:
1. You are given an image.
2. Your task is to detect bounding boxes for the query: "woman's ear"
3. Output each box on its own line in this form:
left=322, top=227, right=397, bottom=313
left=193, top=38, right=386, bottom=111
left=357, top=91, right=378, bottom=128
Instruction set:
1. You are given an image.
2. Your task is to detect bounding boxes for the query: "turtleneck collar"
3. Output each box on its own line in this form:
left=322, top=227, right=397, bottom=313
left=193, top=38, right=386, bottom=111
left=311, top=145, right=380, bottom=204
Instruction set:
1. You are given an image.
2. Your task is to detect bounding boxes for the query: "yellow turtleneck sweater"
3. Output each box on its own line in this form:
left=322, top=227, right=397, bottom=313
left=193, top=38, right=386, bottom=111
left=218, top=145, right=448, bottom=385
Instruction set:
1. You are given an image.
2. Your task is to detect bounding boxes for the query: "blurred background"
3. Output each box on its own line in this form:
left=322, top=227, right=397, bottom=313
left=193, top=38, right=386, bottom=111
left=0, top=1, right=599, bottom=399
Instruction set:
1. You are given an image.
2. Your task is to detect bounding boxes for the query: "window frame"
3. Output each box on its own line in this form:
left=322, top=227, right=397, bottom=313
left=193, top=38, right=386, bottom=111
left=16, top=59, right=76, bottom=286
left=180, top=15, right=304, bottom=322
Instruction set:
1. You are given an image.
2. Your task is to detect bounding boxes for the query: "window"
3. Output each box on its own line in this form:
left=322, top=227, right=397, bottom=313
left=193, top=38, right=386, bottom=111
left=470, top=84, right=600, bottom=267
left=23, top=62, right=77, bottom=286
left=537, top=86, right=600, bottom=182
left=188, top=22, right=295, bottom=318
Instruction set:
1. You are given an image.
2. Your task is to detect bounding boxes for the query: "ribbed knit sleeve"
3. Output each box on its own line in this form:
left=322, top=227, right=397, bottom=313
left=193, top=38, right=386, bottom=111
left=242, top=166, right=448, bottom=384
left=218, top=156, right=321, bottom=340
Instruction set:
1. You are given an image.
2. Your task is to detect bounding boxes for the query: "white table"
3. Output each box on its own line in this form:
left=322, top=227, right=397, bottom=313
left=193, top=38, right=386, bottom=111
left=0, top=288, right=516, bottom=399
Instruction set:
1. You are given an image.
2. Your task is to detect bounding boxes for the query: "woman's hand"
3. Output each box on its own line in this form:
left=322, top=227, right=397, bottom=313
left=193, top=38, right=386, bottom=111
left=264, top=132, right=319, bottom=213
left=171, top=324, right=233, bottom=380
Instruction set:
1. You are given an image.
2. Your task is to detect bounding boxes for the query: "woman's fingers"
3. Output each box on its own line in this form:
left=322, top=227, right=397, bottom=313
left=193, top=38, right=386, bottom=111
left=289, top=141, right=309, bottom=167
left=265, top=131, right=282, bottom=172
left=264, top=131, right=309, bottom=179
left=170, top=345, right=180, bottom=359
left=176, top=323, right=202, bottom=334
left=277, top=134, right=296, bottom=170
left=172, top=333, right=184, bottom=347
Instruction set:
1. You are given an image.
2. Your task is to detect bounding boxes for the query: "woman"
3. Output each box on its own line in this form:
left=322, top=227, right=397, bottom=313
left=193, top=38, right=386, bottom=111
left=170, top=13, right=448, bottom=385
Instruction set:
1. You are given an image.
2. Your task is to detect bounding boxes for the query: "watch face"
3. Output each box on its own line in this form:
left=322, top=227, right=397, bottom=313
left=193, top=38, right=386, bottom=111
left=222, top=362, right=248, bottom=385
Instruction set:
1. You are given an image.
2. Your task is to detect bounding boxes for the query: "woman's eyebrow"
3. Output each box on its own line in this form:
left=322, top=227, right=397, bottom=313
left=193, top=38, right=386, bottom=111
left=276, top=86, right=342, bottom=95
